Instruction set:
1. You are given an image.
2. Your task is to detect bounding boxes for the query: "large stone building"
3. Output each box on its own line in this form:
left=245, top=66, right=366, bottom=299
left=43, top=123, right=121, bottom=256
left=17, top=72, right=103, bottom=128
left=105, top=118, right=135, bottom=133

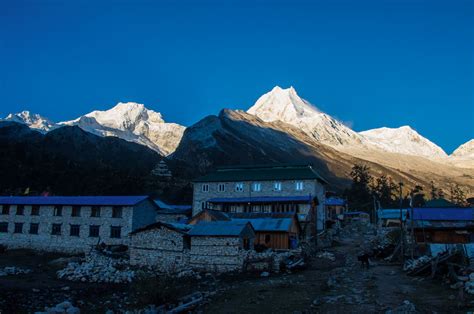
left=192, top=164, right=327, bottom=231
left=0, top=196, right=158, bottom=253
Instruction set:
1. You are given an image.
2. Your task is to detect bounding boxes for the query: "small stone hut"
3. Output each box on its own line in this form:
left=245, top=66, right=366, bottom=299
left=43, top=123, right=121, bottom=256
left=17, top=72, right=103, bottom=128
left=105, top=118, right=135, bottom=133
left=188, top=221, right=255, bottom=272
left=129, top=222, right=191, bottom=271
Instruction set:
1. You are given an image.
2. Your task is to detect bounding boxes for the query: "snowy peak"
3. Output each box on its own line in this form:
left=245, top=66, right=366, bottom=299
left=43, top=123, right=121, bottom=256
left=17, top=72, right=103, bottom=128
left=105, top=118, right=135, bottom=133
left=2, top=111, right=57, bottom=133
left=247, top=86, right=365, bottom=146
left=61, top=102, right=185, bottom=156
left=451, top=139, right=474, bottom=158
left=360, top=126, right=448, bottom=158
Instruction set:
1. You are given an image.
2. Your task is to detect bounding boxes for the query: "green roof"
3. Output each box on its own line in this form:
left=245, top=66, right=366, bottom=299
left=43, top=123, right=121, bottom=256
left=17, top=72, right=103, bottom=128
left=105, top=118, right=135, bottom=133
left=424, top=198, right=460, bottom=208
left=193, top=164, right=327, bottom=184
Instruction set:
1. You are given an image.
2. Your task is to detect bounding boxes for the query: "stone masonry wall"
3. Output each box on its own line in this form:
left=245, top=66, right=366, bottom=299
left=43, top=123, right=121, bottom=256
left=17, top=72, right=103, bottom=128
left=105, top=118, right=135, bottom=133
left=0, top=205, right=136, bottom=253
left=129, top=227, right=188, bottom=271
left=189, top=237, right=244, bottom=272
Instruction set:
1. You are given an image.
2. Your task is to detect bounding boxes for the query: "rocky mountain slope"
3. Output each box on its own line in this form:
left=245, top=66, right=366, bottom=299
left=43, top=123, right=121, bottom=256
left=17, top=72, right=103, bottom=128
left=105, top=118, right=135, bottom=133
left=448, top=139, right=474, bottom=169
left=172, top=109, right=474, bottom=194
left=0, top=121, right=161, bottom=195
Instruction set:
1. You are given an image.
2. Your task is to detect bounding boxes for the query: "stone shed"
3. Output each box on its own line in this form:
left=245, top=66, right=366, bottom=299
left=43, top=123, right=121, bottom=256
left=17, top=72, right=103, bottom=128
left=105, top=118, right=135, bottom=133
left=129, top=222, right=191, bottom=272
left=188, top=221, right=255, bottom=272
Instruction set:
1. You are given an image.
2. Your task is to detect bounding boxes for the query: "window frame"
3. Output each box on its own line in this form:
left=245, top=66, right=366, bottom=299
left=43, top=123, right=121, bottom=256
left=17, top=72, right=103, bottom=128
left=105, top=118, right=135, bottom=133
left=53, top=205, right=63, bottom=217
left=89, top=225, right=100, bottom=238
left=252, top=182, right=261, bottom=192
left=217, top=183, right=226, bottom=192
left=51, top=223, right=62, bottom=235
left=14, top=222, right=23, bottom=234
left=112, top=206, right=123, bottom=218
left=91, top=206, right=101, bottom=218
left=70, top=224, right=80, bottom=237
left=273, top=182, right=282, bottom=191
left=1, top=205, right=9, bottom=215
left=31, top=205, right=40, bottom=216
left=295, top=181, right=304, bottom=191
left=29, top=223, right=39, bottom=235
left=16, top=205, right=25, bottom=216
left=201, top=184, right=209, bottom=192
left=71, top=206, right=81, bottom=217
left=235, top=182, right=244, bottom=192
left=110, top=226, right=122, bottom=239
left=0, top=222, right=8, bottom=233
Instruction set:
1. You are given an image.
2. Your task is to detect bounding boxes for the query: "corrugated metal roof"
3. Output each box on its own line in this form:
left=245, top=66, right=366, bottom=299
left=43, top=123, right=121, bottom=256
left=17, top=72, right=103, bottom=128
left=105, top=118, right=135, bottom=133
left=378, top=209, right=409, bottom=220
left=413, top=208, right=474, bottom=221
left=325, top=197, right=346, bottom=206
left=232, top=218, right=292, bottom=232
left=208, top=196, right=311, bottom=203
left=154, top=199, right=192, bottom=211
left=193, top=164, right=327, bottom=184
left=0, top=196, right=150, bottom=206
left=187, top=221, right=252, bottom=236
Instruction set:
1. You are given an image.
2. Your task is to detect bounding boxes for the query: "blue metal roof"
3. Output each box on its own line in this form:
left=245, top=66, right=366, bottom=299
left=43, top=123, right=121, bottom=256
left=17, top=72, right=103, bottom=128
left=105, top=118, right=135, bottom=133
left=187, top=221, right=252, bottom=236
left=378, top=209, right=409, bottom=220
left=325, top=197, right=346, bottom=206
left=412, top=208, right=474, bottom=221
left=207, top=196, right=311, bottom=203
left=0, top=196, right=151, bottom=206
left=232, top=218, right=293, bottom=232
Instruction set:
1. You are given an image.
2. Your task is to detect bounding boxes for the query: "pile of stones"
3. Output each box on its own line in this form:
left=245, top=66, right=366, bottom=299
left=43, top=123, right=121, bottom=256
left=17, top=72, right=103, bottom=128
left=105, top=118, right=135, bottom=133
left=56, top=252, right=134, bottom=283
left=0, top=266, right=32, bottom=276
left=35, top=300, right=80, bottom=314
left=403, top=256, right=431, bottom=272
left=462, top=273, right=474, bottom=294
left=316, top=251, right=336, bottom=261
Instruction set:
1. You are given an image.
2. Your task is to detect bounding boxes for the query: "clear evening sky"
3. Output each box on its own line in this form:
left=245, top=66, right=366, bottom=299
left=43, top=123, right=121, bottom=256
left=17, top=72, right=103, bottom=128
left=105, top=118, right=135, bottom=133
left=1, top=0, right=473, bottom=153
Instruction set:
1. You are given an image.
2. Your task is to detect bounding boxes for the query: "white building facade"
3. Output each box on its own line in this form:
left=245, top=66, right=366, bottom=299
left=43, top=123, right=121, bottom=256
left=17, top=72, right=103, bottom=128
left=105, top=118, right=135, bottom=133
left=0, top=196, right=158, bottom=253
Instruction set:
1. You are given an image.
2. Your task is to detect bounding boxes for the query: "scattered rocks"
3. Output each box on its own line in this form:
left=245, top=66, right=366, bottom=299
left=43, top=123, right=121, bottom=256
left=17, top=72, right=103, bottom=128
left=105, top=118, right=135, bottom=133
left=0, top=266, right=32, bottom=276
left=260, top=271, right=270, bottom=277
left=35, top=300, right=80, bottom=314
left=316, top=251, right=336, bottom=261
left=385, top=300, right=417, bottom=314
left=403, top=256, right=431, bottom=272
left=56, top=251, right=134, bottom=283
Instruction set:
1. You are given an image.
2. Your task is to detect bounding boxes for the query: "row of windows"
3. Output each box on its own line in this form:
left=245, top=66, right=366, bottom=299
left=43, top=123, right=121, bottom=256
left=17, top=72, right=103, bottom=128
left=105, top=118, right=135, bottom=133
left=0, top=222, right=121, bottom=238
left=0, top=205, right=123, bottom=218
left=202, top=181, right=305, bottom=193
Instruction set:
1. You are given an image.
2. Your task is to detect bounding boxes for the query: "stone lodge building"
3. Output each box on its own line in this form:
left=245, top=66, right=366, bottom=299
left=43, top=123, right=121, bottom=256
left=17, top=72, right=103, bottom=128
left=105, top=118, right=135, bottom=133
left=192, top=164, right=327, bottom=231
left=0, top=196, right=158, bottom=253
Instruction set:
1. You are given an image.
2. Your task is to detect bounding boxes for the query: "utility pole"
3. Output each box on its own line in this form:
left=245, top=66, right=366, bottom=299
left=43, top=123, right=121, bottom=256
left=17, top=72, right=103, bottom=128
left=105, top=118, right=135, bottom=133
left=399, top=182, right=404, bottom=264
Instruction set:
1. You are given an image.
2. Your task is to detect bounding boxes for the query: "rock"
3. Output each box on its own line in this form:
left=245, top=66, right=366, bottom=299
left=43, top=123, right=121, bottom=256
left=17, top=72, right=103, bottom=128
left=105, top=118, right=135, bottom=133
left=66, top=307, right=80, bottom=314
left=385, top=300, right=416, bottom=314
left=470, top=273, right=474, bottom=281
left=312, top=298, right=321, bottom=306
left=260, top=271, right=270, bottom=277
left=61, top=286, right=71, bottom=291
left=450, top=282, right=463, bottom=289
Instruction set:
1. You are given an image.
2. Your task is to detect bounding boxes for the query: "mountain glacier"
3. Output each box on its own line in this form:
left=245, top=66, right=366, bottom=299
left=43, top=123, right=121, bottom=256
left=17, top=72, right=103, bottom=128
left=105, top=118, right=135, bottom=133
left=3, top=111, right=57, bottom=133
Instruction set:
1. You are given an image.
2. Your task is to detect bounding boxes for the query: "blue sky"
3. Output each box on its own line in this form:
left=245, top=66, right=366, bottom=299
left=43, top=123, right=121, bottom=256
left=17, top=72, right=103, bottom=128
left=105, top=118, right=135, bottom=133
left=1, top=0, right=473, bottom=153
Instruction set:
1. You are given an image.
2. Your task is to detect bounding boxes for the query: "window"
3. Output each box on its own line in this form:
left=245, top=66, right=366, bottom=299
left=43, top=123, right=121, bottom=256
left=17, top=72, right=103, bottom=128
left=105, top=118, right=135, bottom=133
left=53, top=205, right=63, bottom=216
left=243, top=238, right=250, bottom=250
left=0, top=222, right=8, bottom=233
left=274, top=182, right=282, bottom=191
left=89, top=225, right=100, bottom=237
left=110, top=226, right=121, bottom=239
left=252, top=183, right=261, bottom=192
left=91, top=206, right=101, bottom=217
left=31, top=205, right=40, bottom=216
left=14, top=223, right=23, bottom=234
left=265, top=234, right=271, bottom=244
left=183, top=237, right=191, bottom=250
left=235, top=182, right=244, bottom=192
left=51, top=223, right=61, bottom=235
left=29, top=223, right=39, bottom=235
left=202, top=184, right=209, bottom=192
left=16, top=205, right=24, bottom=215
left=71, top=206, right=81, bottom=217
left=295, top=181, right=304, bottom=191
left=1, top=205, right=9, bottom=215
left=112, top=206, right=122, bottom=218
left=70, top=224, right=80, bottom=237
left=218, top=183, right=225, bottom=192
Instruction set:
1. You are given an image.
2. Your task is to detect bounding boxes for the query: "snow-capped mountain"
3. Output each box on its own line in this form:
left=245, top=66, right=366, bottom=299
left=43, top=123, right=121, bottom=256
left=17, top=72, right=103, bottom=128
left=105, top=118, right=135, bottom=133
left=247, top=86, right=451, bottom=161
left=359, top=126, right=448, bottom=159
left=247, top=86, right=366, bottom=147
left=60, top=102, right=185, bottom=156
left=2, top=111, right=57, bottom=133
left=451, top=139, right=474, bottom=158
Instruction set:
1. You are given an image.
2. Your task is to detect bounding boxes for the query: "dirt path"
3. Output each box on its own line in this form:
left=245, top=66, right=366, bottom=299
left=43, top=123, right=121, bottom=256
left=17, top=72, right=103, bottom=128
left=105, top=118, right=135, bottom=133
left=205, top=230, right=473, bottom=313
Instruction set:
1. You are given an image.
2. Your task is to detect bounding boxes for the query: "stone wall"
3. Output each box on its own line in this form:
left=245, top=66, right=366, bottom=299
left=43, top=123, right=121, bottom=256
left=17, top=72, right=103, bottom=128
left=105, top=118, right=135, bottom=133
left=189, top=237, right=246, bottom=272
left=129, top=227, right=188, bottom=271
left=0, top=203, right=156, bottom=253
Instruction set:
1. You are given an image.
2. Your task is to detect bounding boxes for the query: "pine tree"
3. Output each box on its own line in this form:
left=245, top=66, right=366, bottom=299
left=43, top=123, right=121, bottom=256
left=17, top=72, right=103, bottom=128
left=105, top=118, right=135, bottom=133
left=346, top=164, right=373, bottom=212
